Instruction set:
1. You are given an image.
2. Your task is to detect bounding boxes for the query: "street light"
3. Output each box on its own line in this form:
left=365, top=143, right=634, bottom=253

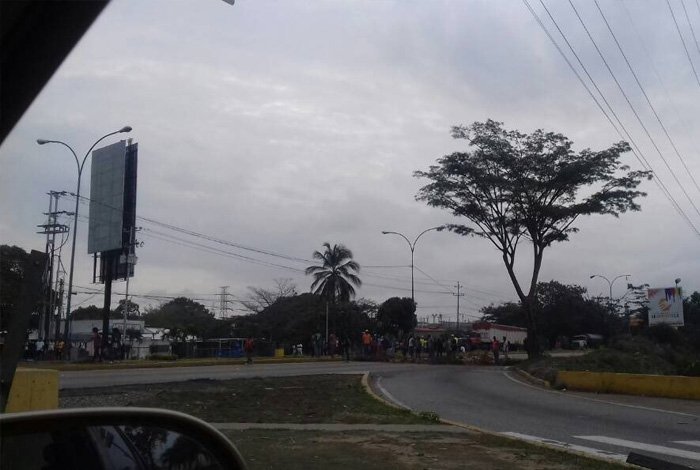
left=381, top=227, right=441, bottom=304
left=590, top=273, right=630, bottom=315
left=37, top=126, right=132, bottom=344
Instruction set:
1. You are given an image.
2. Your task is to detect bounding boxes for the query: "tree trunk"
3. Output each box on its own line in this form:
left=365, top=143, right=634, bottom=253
left=522, top=297, right=540, bottom=359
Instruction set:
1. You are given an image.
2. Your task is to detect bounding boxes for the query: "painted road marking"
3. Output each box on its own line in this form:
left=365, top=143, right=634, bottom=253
left=575, top=436, right=700, bottom=461
left=674, top=441, right=700, bottom=449
left=500, top=432, right=627, bottom=462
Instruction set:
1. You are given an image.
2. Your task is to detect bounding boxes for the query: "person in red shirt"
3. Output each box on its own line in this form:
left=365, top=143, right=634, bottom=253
left=491, top=336, right=500, bottom=365
left=92, top=327, right=101, bottom=362
left=243, top=337, right=255, bottom=365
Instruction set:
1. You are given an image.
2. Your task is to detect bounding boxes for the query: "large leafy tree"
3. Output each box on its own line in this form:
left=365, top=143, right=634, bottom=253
left=376, top=297, right=417, bottom=338
left=0, top=245, right=41, bottom=332
left=234, top=293, right=373, bottom=345
left=142, top=297, right=218, bottom=341
left=305, top=243, right=362, bottom=303
left=415, top=120, right=651, bottom=358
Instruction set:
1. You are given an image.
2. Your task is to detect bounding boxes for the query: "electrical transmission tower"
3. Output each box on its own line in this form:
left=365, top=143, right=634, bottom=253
left=218, top=286, right=233, bottom=318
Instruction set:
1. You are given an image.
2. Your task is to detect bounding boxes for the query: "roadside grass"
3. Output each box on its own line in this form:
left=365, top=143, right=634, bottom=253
left=224, top=429, right=628, bottom=470
left=60, top=374, right=433, bottom=424
left=61, top=374, right=628, bottom=469
left=23, top=355, right=340, bottom=372
left=519, top=335, right=700, bottom=383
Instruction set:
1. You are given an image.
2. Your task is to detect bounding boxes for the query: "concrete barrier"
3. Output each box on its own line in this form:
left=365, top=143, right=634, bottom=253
left=557, top=370, right=700, bottom=400
left=5, top=368, right=59, bottom=412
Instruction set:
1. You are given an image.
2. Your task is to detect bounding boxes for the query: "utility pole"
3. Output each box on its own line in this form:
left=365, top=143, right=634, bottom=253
left=122, top=226, right=137, bottom=338
left=54, top=279, right=64, bottom=340
left=36, top=191, right=69, bottom=340
left=453, top=281, right=464, bottom=331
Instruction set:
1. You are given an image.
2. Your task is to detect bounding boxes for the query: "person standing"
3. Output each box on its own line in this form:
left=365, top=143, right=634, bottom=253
left=35, top=339, right=45, bottom=360
left=55, top=337, right=65, bottom=360
left=342, top=336, right=351, bottom=362
left=361, top=330, right=372, bottom=359
left=244, top=337, right=255, bottom=365
left=329, top=333, right=338, bottom=358
left=91, top=327, right=102, bottom=362
left=491, top=336, right=500, bottom=365
left=502, top=336, right=509, bottom=362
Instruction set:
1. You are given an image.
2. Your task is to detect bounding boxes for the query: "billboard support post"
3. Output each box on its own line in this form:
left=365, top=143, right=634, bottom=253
left=36, top=126, right=132, bottom=347
left=101, top=253, right=114, bottom=359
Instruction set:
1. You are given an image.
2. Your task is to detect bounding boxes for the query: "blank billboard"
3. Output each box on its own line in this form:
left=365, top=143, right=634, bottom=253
left=88, top=141, right=126, bottom=254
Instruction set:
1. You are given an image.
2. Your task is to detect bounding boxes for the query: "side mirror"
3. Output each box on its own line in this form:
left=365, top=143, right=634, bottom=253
left=0, top=407, right=247, bottom=469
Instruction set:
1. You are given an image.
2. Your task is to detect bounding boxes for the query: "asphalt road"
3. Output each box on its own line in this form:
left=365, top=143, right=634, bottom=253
left=377, top=365, right=700, bottom=469
left=61, top=361, right=700, bottom=468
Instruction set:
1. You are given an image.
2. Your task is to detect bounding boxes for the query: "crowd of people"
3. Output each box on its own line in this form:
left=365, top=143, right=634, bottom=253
left=301, top=330, right=514, bottom=365
left=22, top=337, right=66, bottom=360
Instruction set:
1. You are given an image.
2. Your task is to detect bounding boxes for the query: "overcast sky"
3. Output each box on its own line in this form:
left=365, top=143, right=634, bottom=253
left=1, top=0, right=699, bottom=321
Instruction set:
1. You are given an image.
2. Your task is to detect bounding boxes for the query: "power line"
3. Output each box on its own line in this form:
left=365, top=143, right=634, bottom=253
left=667, top=0, right=700, bottom=87
left=681, top=0, right=700, bottom=59
left=413, top=264, right=455, bottom=293
left=68, top=193, right=312, bottom=264
left=525, top=0, right=700, bottom=237
left=621, top=0, right=700, bottom=181
left=595, top=0, right=700, bottom=194
left=69, top=193, right=462, bottom=287
left=566, top=0, right=700, bottom=219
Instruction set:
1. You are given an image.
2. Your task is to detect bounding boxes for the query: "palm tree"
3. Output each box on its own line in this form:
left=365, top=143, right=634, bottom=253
left=305, top=242, right=362, bottom=303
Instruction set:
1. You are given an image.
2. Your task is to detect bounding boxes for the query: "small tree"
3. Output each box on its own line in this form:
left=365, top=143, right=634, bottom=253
left=415, top=120, right=651, bottom=358
left=376, top=297, right=417, bottom=338
left=241, top=278, right=297, bottom=313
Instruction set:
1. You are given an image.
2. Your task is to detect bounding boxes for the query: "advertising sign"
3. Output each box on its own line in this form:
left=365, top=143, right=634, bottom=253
left=88, top=141, right=126, bottom=254
left=647, top=287, right=684, bottom=327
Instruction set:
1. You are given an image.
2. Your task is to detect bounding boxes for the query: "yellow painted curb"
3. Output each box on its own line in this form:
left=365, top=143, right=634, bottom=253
left=5, top=368, right=59, bottom=412
left=558, top=371, right=700, bottom=400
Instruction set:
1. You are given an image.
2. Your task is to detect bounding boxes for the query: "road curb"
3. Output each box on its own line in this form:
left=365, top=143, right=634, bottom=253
left=361, top=372, right=407, bottom=411
left=512, top=366, right=552, bottom=388
left=557, top=370, right=700, bottom=401
left=365, top=371, right=637, bottom=468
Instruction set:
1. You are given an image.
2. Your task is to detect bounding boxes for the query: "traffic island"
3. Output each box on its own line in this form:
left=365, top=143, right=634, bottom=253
left=5, top=368, right=59, bottom=412
left=556, top=371, right=700, bottom=400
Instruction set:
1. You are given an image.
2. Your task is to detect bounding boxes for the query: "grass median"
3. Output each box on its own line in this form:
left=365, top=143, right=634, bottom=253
left=60, top=374, right=628, bottom=469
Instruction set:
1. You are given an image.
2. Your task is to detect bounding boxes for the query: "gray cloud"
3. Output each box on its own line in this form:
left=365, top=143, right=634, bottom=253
left=1, top=0, right=699, bottom=319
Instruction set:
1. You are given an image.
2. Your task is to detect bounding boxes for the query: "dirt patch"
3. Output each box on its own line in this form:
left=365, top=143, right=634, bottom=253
left=224, top=430, right=627, bottom=470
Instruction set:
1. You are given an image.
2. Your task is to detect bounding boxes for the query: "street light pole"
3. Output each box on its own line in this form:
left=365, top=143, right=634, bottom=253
left=37, top=126, right=132, bottom=345
left=590, top=273, right=630, bottom=315
left=381, top=227, right=440, bottom=304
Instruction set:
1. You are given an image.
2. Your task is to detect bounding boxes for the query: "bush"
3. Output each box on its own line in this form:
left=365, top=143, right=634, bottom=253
left=645, top=324, right=683, bottom=345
